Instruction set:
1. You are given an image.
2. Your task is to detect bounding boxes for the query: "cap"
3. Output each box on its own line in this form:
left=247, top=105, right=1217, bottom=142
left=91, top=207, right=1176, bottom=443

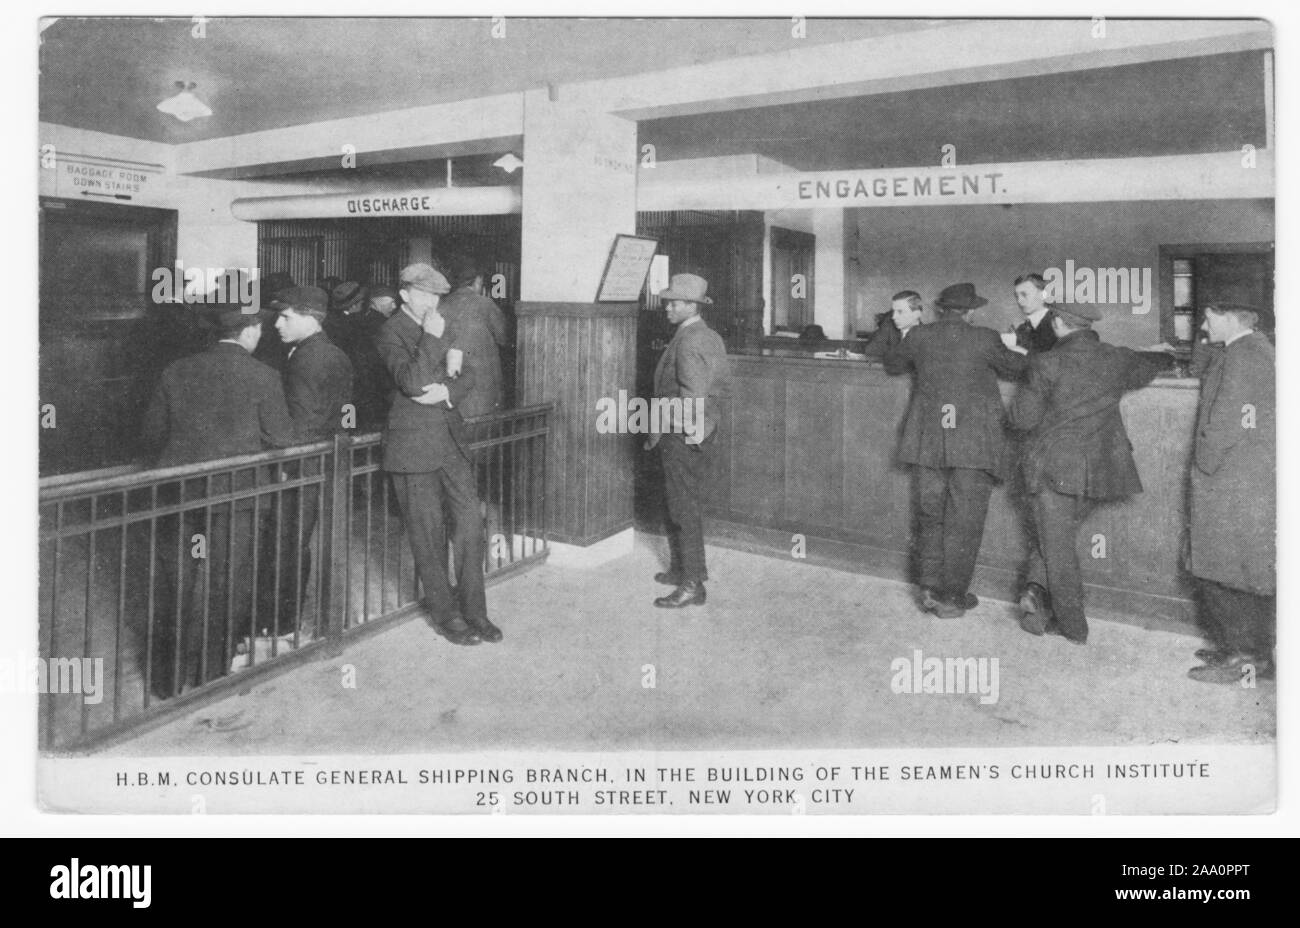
left=1052, top=303, right=1103, bottom=326
left=269, top=285, right=329, bottom=318
left=399, top=263, right=452, bottom=295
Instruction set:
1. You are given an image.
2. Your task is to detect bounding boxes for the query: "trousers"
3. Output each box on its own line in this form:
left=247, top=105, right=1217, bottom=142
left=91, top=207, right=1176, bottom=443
left=914, top=466, right=995, bottom=598
left=1024, top=489, right=1097, bottom=641
left=152, top=502, right=260, bottom=696
left=389, top=457, right=488, bottom=626
left=660, top=432, right=713, bottom=582
left=1196, top=578, right=1275, bottom=661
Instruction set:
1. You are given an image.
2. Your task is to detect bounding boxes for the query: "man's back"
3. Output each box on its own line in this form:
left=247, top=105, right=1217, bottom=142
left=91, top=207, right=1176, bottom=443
left=142, top=342, right=300, bottom=468
left=885, top=317, right=1027, bottom=471
left=1010, top=329, right=1165, bottom=499
left=284, top=332, right=354, bottom=441
left=439, top=287, right=507, bottom=419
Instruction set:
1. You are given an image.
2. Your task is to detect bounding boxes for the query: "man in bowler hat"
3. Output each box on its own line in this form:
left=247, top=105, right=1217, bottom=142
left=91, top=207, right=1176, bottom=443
left=884, top=283, right=1028, bottom=618
left=375, top=263, right=498, bottom=645
left=648, top=273, right=728, bottom=608
left=1009, top=302, right=1169, bottom=643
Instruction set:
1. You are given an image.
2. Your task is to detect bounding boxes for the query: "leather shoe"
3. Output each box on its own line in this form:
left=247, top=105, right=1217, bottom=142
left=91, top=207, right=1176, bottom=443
left=468, top=617, right=503, bottom=643
left=1017, top=582, right=1052, bottom=635
left=655, top=580, right=706, bottom=608
left=654, top=570, right=683, bottom=586
left=931, top=595, right=966, bottom=620
left=1194, top=647, right=1230, bottom=665
left=431, top=618, right=482, bottom=646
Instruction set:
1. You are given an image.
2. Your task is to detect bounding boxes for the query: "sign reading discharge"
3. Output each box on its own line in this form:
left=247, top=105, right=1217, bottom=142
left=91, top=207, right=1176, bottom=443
left=345, top=194, right=436, bottom=214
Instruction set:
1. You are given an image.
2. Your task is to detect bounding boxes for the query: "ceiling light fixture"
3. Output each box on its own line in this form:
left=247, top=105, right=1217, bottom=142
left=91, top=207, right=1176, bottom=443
left=493, top=153, right=524, bottom=174
left=156, top=81, right=212, bottom=122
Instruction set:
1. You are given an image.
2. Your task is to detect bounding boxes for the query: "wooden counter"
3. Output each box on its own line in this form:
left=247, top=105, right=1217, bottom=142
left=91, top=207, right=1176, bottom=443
left=704, top=355, right=1201, bottom=628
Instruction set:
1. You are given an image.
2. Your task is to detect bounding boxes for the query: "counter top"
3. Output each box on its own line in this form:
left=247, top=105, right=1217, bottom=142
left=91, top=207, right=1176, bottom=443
left=728, top=352, right=1201, bottom=389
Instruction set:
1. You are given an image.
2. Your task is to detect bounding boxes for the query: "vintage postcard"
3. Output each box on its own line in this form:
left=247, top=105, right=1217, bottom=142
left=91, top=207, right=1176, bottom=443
left=31, top=14, right=1276, bottom=815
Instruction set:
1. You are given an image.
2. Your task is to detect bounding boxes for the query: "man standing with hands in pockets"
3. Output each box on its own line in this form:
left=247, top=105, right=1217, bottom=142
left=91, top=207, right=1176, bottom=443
left=646, top=274, right=728, bottom=609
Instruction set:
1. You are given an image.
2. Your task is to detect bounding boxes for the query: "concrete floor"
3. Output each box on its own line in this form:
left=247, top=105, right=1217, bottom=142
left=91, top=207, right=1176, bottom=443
left=102, top=534, right=1274, bottom=756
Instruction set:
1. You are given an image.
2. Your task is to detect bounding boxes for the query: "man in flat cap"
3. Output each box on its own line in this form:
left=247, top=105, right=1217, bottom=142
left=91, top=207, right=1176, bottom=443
left=261, top=286, right=354, bottom=632
left=647, top=273, right=728, bottom=608
left=1185, top=302, right=1275, bottom=684
left=884, top=283, right=1028, bottom=619
left=1009, top=302, right=1169, bottom=644
left=140, top=301, right=302, bottom=697
left=375, top=263, right=498, bottom=645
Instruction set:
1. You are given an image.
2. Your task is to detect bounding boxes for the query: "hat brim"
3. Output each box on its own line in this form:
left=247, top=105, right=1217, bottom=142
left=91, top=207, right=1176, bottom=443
left=935, top=296, right=988, bottom=311
left=658, top=290, right=713, bottom=304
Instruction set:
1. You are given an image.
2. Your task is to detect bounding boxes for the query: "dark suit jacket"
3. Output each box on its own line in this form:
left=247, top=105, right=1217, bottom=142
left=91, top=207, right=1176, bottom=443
left=439, top=287, right=507, bottom=419
left=141, top=341, right=300, bottom=468
left=652, top=317, right=728, bottom=443
left=861, top=313, right=903, bottom=359
left=374, top=309, right=477, bottom=473
left=1014, top=308, right=1059, bottom=353
left=1009, top=329, right=1166, bottom=499
left=1187, top=331, right=1275, bottom=594
left=283, top=331, right=354, bottom=441
left=884, top=317, right=1028, bottom=475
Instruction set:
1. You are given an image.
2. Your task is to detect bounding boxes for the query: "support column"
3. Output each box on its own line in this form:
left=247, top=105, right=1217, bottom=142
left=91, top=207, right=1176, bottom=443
left=516, top=91, right=639, bottom=548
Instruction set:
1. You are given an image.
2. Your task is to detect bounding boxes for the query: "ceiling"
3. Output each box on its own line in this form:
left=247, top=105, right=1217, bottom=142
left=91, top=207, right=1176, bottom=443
left=641, top=50, right=1268, bottom=170
left=39, top=16, right=939, bottom=144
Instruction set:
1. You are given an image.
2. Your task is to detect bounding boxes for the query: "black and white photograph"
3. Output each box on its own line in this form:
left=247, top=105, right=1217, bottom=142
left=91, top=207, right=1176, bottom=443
left=18, top=10, right=1283, bottom=820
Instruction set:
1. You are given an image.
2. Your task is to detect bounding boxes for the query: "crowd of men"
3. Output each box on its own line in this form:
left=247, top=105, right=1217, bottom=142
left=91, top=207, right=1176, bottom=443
left=139, top=256, right=508, bottom=697
left=133, top=256, right=1275, bottom=698
left=869, top=274, right=1275, bottom=685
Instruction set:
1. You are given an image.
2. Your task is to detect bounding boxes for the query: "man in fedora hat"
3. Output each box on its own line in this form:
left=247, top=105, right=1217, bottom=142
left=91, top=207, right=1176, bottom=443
left=648, top=273, right=728, bottom=608
left=1185, top=301, right=1275, bottom=683
left=375, top=263, right=498, bottom=646
left=1009, top=302, right=1169, bottom=644
left=140, top=301, right=302, bottom=697
left=884, top=283, right=1028, bottom=618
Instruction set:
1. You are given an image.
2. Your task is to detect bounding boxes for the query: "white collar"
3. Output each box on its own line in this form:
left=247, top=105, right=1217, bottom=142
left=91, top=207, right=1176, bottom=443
left=1026, top=306, right=1049, bottom=328
left=1224, top=329, right=1255, bottom=348
left=678, top=315, right=701, bottom=329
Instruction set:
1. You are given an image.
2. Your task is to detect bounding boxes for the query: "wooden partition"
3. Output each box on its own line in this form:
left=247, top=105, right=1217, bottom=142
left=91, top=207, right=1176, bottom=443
left=705, top=356, right=1202, bottom=628
left=517, top=301, right=639, bottom=546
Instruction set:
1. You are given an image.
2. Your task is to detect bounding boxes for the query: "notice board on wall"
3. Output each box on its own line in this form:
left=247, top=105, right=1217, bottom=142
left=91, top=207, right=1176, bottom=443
left=595, top=234, right=658, bottom=302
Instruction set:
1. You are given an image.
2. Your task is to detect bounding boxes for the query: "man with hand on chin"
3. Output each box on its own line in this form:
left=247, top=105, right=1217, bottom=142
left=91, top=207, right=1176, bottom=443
left=375, top=263, right=499, bottom=646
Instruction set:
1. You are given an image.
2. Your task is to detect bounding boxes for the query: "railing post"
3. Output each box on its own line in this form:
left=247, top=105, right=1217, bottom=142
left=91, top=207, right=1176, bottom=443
left=319, top=433, right=351, bottom=654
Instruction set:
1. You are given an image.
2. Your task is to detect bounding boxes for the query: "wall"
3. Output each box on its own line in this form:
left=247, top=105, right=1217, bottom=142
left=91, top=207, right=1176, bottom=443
left=763, top=209, right=852, bottom=337
left=848, top=199, right=1273, bottom=346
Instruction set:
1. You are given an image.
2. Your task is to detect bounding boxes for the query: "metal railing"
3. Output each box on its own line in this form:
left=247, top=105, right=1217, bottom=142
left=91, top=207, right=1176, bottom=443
left=36, top=403, right=552, bottom=752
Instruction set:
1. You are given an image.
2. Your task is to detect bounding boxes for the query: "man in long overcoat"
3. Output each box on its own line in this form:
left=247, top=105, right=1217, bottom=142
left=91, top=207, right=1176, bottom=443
left=1185, top=302, right=1275, bottom=683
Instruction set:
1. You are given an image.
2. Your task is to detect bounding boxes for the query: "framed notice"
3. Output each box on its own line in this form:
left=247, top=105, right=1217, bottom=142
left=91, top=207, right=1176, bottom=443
left=595, top=234, right=658, bottom=302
